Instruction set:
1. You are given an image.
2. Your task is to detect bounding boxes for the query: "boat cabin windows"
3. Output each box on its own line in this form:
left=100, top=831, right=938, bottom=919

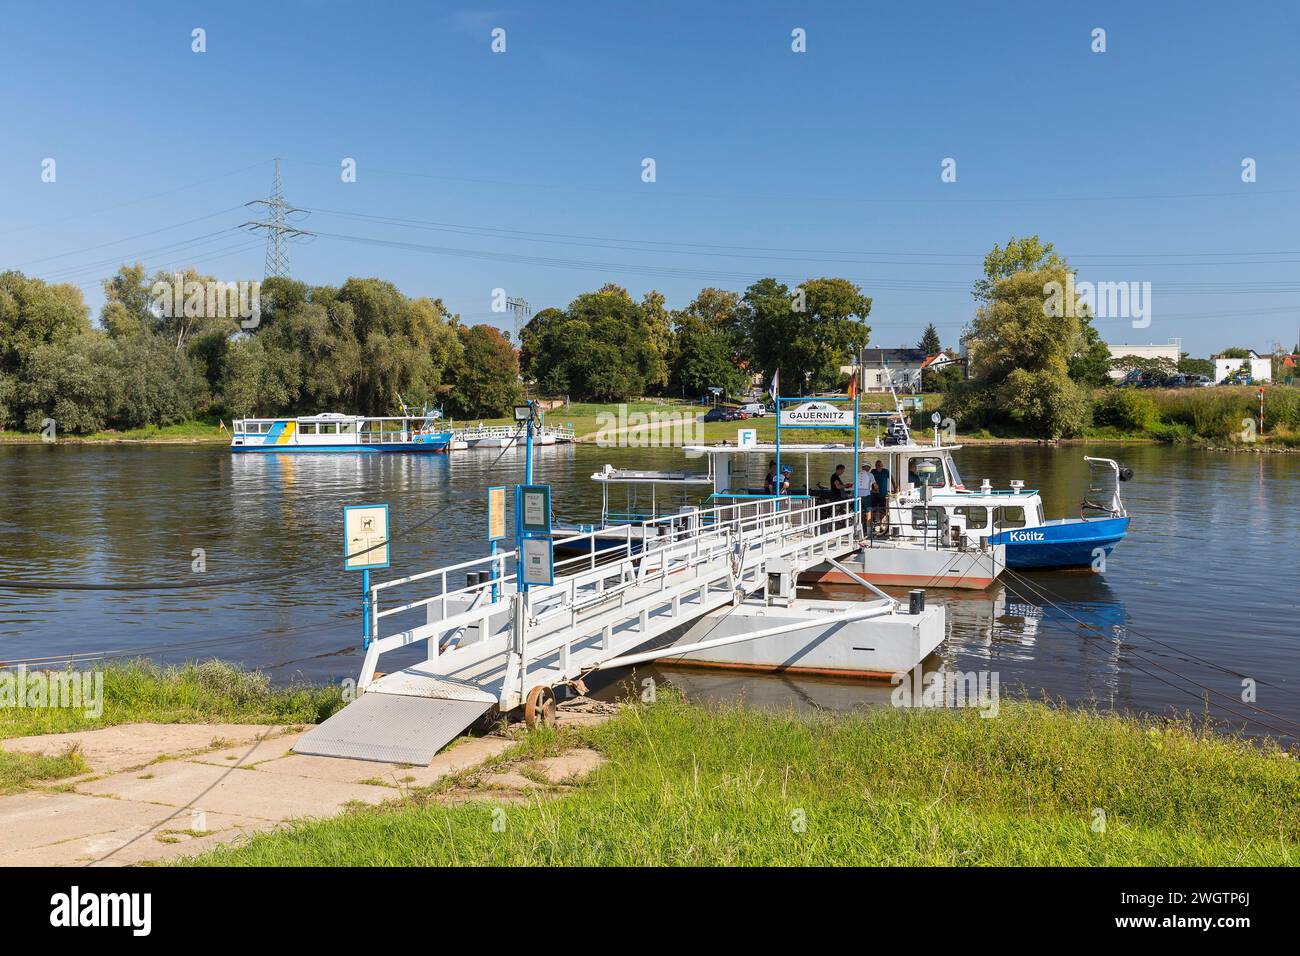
left=905, top=456, right=948, bottom=489
left=319, top=422, right=338, bottom=435
left=995, top=506, right=1027, bottom=528
left=242, top=422, right=270, bottom=434
left=338, top=421, right=357, bottom=435
left=299, top=422, right=318, bottom=435
left=954, top=505, right=988, bottom=529
left=911, top=506, right=945, bottom=529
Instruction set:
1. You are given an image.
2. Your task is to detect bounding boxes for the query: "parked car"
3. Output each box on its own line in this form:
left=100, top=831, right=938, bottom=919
left=737, top=402, right=768, bottom=418
left=1120, top=369, right=1171, bottom=389
left=1189, top=374, right=1214, bottom=387
left=703, top=406, right=738, bottom=423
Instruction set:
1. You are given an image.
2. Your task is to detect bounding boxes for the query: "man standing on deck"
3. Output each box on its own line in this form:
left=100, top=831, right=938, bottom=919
left=870, top=459, right=891, bottom=532
left=830, top=464, right=847, bottom=501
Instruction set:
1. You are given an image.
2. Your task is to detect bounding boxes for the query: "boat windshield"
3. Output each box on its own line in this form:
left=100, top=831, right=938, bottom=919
left=948, top=456, right=963, bottom=488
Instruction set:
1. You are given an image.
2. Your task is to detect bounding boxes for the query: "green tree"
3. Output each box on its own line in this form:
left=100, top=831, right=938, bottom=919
left=972, top=236, right=1067, bottom=302
left=950, top=243, right=1090, bottom=438
left=520, top=287, right=664, bottom=401
left=670, top=313, right=748, bottom=398
left=1178, top=353, right=1214, bottom=377
left=220, top=336, right=299, bottom=418
left=918, top=323, right=941, bottom=355
left=744, top=277, right=871, bottom=391
left=639, top=290, right=673, bottom=392
left=1068, top=314, right=1114, bottom=387
left=446, top=324, right=522, bottom=417
left=19, top=332, right=122, bottom=434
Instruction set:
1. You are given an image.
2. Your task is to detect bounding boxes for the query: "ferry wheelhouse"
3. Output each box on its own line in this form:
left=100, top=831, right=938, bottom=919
left=230, top=412, right=453, bottom=453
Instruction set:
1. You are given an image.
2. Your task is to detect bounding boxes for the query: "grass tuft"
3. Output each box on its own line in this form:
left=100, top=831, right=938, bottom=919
left=0, top=659, right=346, bottom=739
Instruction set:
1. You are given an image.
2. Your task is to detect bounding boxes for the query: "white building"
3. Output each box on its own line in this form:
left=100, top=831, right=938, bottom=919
left=1213, top=351, right=1272, bottom=384
left=851, top=348, right=930, bottom=392
left=1105, top=339, right=1182, bottom=380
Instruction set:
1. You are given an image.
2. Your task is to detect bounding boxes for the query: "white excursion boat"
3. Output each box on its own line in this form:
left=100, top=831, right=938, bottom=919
left=230, top=411, right=452, bottom=454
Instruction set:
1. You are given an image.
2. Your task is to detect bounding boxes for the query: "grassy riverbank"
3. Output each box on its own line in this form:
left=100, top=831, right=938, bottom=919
left=0, top=660, right=345, bottom=740
left=1, top=387, right=1294, bottom=449
left=0, top=419, right=228, bottom=444
left=184, top=695, right=1297, bottom=866
left=953, top=385, right=1300, bottom=449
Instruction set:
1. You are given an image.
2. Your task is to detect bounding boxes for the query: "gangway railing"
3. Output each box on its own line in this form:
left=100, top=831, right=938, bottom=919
left=359, top=494, right=860, bottom=709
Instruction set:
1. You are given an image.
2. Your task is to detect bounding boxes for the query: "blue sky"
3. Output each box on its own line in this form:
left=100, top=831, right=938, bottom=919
left=2, top=0, right=1298, bottom=356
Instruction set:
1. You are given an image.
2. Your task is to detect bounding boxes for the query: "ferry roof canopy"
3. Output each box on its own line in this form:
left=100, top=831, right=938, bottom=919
left=682, top=441, right=962, bottom=455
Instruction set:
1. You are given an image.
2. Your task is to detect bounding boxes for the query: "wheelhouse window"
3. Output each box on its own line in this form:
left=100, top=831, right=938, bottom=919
left=955, top=505, right=988, bottom=529
left=995, top=506, right=1026, bottom=528
left=906, top=457, right=947, bottom=488
left=911, top=506, right=945, bottom=529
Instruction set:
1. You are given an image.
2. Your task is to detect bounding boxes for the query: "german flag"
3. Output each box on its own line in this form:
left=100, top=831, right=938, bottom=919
left=846, top=373, right=858, bottom=400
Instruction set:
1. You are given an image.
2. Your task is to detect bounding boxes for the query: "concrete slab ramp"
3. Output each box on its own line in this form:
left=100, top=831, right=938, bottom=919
left=293, top=691, right=494, bottom=765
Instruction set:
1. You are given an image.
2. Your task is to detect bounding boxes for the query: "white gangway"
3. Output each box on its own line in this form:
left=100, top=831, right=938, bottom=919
left=297, top=496, right=891, bottom=763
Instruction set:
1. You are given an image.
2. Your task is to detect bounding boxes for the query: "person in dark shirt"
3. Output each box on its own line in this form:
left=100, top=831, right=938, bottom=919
left=870, top=459, right=890, bottom=530
left=764, top=461, right=778, bottom=495
left=829, top=464, right=847, bottom=501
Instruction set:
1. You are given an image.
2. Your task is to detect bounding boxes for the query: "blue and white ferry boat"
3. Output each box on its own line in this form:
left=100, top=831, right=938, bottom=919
left=230, top=411, right=453, bottom=454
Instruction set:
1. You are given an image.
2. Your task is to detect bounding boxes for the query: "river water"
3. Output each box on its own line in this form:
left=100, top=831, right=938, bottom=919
left=0, top=441, right=1295, bottom=740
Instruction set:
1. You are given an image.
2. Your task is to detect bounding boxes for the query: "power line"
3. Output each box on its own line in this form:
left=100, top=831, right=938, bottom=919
left=307, top=226, right=1300, bottom=295
left=300, top=204, right=1300, bottom=268
left=0, top=159, right=272, bottom=239
left=281, top=157, right=1300, bottom=207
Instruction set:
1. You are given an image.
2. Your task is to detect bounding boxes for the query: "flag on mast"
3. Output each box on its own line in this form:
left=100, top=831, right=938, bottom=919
left=846, top=371, right=858, bottom=400
left=769, top=369, right=779, bottom=404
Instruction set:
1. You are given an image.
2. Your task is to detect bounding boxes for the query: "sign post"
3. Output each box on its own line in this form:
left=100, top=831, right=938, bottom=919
left=487, top=486, right=507, bottom=600
left=344, top=503, right=390, bottom=648
left=773, top=390, right=862, bottom=527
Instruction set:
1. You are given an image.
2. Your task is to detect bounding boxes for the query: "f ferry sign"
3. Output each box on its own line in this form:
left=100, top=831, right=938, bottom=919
left=778, top=401, right=855, bottom=429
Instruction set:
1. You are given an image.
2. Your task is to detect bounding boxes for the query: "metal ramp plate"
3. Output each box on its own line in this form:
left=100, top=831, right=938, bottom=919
left=293, top=692, right=493, bottom=765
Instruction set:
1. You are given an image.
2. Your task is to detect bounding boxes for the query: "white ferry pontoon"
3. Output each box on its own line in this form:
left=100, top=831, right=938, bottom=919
left=230, top=411, right=453, bottom=454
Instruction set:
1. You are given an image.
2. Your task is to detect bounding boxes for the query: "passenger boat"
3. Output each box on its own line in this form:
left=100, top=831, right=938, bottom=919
left=229, top=412, right=453, bottom=453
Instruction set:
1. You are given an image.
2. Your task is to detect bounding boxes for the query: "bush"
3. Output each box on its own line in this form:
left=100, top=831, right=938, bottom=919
left=1092, top=389, right=1159, bottom=432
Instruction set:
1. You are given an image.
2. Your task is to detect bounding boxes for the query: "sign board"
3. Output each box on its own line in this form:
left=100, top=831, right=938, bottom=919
left=344, top=504, right=390, bottom=571
left=518, top=484, right=551, bottom=534
left=487, top=486, right=507, bottom=541
left=778, top=401, right=855, bottom=428
left=737, top=428, right=757, bottom=448
left=521, top=536, right=554, bottom=586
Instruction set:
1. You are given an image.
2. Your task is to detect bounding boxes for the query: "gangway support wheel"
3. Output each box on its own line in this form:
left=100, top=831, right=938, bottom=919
left=524, top=685, right=556, bottom=729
